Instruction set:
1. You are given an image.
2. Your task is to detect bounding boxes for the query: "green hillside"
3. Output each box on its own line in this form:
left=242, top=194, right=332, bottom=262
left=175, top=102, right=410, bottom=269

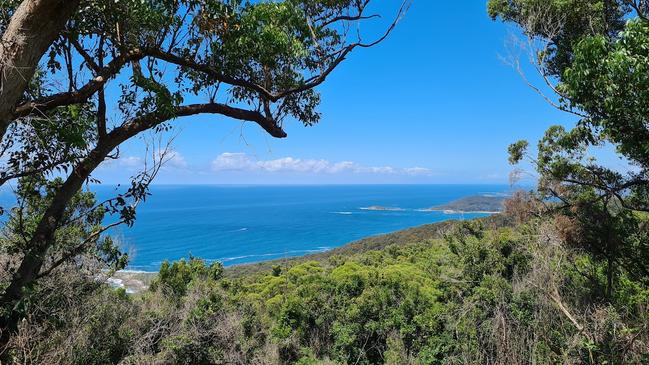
left=13, top=212, right=647, bottom=364
left=424, top=195, right=507, bottom=213
left=226, top=214, right=512, bottom=278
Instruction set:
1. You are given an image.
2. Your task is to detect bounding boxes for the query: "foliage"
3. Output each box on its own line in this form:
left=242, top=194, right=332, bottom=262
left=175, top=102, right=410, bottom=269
left=0, top=0, right=401, bottom=334
left=0, top=175, right=127, bottom=318
left=487, top=0, right=629, bottom=76
left=7, top=214, right=648, bottom=364
left=225, top=215, right=512, bottom=278
left=151, top=257, right=224, bottom=296
left=491, top=0, right=649, bottom=301
left=0, top=1, right=648, bottom=364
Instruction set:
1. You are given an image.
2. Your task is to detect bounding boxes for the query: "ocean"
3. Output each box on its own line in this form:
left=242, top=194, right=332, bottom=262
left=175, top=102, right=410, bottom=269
left=95, top=184, right=511, bottom=271
left=0, top=184, right=513, bottom=271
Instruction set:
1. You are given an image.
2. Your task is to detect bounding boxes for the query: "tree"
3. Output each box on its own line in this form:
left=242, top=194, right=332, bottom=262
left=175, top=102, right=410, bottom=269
left=489, top=0, right=649, bottom=297
left=0, top=0, right=82, bottom=139
left=150, top=256, right=224, bottom=297
left=0, top=175, right=127, bottom=335
left=0, top=0, right=409, bottom=337
left=487, top=0, right=630, bottom=77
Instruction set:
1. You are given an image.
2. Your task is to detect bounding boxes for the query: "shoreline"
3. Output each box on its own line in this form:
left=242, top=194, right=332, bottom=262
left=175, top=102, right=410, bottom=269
left=109, top=270, right=156, bottom=293
left=111, top=213, right=506, bottom=293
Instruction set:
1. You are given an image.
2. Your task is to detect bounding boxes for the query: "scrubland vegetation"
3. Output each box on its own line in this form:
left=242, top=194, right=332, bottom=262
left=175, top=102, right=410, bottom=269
left=0, top=0, right=648, bottom=363
left=7, top=199, right=648, bottom=364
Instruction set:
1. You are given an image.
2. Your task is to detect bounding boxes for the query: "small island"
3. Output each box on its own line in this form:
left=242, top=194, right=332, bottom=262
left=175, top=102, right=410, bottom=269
left=360, top=206, right=406, bottom=211
left=422, top=195, right=507, bottom=213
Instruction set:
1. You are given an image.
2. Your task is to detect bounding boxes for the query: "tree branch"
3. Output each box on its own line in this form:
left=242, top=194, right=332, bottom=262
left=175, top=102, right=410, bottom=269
left=35, top=221, right=123, bottom=280
left=114, top=102, right=287, bottom=140
left=12, top=49, right=145, bottom=119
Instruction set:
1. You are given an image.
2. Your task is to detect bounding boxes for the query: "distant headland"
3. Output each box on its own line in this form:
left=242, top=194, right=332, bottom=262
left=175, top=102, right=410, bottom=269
left=422, top=195, right=507, bottom=214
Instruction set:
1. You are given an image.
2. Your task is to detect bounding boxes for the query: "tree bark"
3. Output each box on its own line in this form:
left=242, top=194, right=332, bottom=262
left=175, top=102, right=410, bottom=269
left=0, top=144, right=110, bottom=340
left=607, top=255, right=614, bottom=298
left=0, top=0, right=80, bottom=137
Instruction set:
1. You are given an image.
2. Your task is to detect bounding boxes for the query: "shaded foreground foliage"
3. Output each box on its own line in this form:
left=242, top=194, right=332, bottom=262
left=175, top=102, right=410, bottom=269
left=6, top=209, right=648, bottom=364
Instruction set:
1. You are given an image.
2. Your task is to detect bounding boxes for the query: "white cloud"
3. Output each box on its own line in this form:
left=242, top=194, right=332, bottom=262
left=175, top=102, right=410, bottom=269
left=211, top=152, right=256, bottom=171
left=211, top=153, right=433, bottom=176
left=117, top=156, right=142, bottom=167
left=404, top=167, right=433, bottom=176
left=257, top=157, right=332, bottom=173
left=361, top=166, right=397, bottom=174
left=328, top=161, right=357, bottom=173
left=162, top=150, right=188, bottom=169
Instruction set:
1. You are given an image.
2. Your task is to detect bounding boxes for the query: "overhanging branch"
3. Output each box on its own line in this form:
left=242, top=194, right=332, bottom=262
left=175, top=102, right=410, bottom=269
left=12, top=49, right=145, bottom=119
left=111, top=102, right=287, bottom=146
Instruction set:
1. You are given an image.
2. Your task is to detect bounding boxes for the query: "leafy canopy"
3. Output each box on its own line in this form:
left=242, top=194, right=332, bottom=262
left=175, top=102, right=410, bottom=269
left=490, top=0, right=649, bottom=298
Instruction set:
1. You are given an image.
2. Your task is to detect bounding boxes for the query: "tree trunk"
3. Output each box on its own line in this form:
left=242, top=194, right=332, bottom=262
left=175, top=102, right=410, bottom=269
left=0, top=110, right=164, bottom=339
left=0, top=141, right=116, bottom=346
left=0, top=0, right=80, bottom=138
left=606, top=256, right=614, bottom=298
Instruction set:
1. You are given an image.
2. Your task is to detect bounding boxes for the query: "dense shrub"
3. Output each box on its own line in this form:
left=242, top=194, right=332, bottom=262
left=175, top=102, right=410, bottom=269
left=6, top=216, right=648, bottom=364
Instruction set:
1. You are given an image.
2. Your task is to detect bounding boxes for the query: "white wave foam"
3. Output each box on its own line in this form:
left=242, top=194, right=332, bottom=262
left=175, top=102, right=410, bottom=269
left=217, top=247, right=332, bottom=263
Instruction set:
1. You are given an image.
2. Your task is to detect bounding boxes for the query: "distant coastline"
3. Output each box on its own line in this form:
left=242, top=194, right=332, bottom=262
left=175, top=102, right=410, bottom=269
left=422, top=195, right=507, bottom=213
left=111, top=209, right=507, bottom=293
left=422, top=208, right=502, bottom=214
left=107, top=188, right=513, bottom=292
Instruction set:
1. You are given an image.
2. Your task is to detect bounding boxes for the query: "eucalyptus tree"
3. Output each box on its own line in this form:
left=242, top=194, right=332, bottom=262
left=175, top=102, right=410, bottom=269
left=0, top=0, right=82, bottom=139
left=489, top=0, right=649, bottom=296
left=0, top=0, right=408, bottom=336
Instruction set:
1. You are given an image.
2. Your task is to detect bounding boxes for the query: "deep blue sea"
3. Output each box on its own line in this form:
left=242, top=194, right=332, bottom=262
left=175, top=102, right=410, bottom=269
left=0, top=185, right=513, bottom=271
left=96, top=184, right=511, bottom=271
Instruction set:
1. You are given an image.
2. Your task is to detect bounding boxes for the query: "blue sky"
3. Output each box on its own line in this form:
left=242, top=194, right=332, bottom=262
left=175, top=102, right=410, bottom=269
left=94, top=1, right=582, bottom=185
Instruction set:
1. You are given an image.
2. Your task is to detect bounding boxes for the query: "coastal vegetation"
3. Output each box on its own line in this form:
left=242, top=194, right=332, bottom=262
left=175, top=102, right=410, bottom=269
left=0, top=0, right=647, bottom=364
left=0, top=0, right=406, bottom=343
left=423, top=195, right=507, bottom=213
left=8, top=209, right=648, bottom=364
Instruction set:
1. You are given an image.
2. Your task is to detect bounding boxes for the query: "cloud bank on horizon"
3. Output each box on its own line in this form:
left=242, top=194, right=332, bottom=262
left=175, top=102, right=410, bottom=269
left=211, top=152, right=433, bottom=176
left=93, top=151, right=478, bottom=184
left=92, top=149, right=522, bottom=184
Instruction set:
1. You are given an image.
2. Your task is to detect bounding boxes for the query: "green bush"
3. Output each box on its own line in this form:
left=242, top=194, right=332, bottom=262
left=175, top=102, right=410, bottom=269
left=150, top=256, right=224, bottom=296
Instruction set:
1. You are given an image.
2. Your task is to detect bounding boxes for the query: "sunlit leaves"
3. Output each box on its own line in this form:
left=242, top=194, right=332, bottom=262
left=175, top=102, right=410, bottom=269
left=507, top=140, right=528, bottom=165
left=488, top=0, right=629, bottom=76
